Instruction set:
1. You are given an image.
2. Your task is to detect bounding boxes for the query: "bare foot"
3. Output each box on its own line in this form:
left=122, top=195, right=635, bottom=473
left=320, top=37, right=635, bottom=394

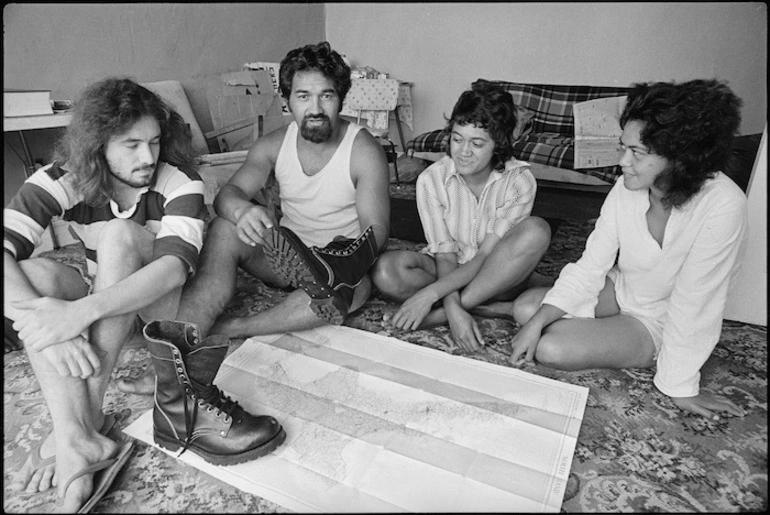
left=54, top=432, right=119, bottom=513
left=12, top=413, right=113, bottom=493
left=116, top=366, right=155, bottom=396
left=11, top=434, right=57, bottom=493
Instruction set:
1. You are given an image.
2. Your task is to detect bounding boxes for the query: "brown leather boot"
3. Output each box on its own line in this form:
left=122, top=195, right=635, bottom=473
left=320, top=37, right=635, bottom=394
left=143, top=320, right=286, bottom=465
left=263, top=225, right=378, bottom=324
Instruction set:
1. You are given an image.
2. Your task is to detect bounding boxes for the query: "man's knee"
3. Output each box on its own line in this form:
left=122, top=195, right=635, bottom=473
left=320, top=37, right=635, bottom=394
left=18, top=258, right=88, bottom=299
left=97, top=219, right=152, bottom=259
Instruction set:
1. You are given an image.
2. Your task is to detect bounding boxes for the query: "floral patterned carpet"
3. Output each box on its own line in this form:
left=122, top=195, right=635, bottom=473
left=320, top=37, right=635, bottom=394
left=3, top=219, right=767, bottom=513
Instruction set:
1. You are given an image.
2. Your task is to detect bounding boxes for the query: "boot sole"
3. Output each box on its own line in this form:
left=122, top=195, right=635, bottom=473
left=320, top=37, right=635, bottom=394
left=154, top=427, right=287, bottom=466
left=263, top=228, right=346, bottom=325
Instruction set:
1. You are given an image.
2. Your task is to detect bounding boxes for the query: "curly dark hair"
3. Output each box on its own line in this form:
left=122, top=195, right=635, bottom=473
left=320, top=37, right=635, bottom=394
left=52, top=77, right=197, bottom=206
left=444, top=80, right=518, bottom=170
left=278, top=41, right=351, bottom=112
left=619, top=79, right=743, bottom=208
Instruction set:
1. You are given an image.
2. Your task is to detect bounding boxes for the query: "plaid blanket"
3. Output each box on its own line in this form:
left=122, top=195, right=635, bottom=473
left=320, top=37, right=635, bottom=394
left=407, top=80, right=630, bottom=183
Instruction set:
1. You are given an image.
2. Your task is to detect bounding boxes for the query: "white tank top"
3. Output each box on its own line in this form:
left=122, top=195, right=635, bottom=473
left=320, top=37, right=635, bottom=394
left=275, top=121, right=363, bottom=247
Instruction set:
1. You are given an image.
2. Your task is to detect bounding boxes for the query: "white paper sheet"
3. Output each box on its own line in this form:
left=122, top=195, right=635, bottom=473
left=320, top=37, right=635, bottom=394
left=125, top=325, right=588, bottom=513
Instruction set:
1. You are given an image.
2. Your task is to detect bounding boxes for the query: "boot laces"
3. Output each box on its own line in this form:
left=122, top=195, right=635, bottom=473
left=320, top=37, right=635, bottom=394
left=176, top=382, right=241, bottom=457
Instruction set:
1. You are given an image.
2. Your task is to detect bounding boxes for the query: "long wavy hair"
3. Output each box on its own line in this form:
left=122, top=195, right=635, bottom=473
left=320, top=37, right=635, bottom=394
left=52, top=77, right=197, bottom=206
left=278, top=41, right=351, bottom=112
left=619, top=79, right=742, bottom=208
left=444, top=80, right=518, bottom=170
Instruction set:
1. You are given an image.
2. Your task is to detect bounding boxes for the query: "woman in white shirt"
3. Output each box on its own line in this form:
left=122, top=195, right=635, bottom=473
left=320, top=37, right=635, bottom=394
left=510, top=79, right=748, bottom=420
left=371, top=81, right=552, bottom=351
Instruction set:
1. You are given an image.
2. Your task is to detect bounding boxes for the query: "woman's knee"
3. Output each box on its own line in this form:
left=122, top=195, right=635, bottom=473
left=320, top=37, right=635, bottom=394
left=370, top=252, right=404, bottom=298
left=510, top=216, right=551, bottom=254
left=511, top=287, right=548, bottom=324
left=533, top=333, right=571, bottom=369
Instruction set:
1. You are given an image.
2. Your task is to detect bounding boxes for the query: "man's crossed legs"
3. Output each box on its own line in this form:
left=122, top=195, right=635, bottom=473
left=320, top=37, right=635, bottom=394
left=10, top=220, right=177, bottom=511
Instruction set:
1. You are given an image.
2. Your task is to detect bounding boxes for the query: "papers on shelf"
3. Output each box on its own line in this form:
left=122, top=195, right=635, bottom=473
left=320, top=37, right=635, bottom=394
left=4, top=89, right=54, bottom=117
left=573, top=95, right=627, bottom=169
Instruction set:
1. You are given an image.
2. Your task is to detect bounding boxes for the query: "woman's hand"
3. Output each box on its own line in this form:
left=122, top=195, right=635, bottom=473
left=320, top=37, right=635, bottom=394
left=391, top=287, right=440, bottom=331
left=509, top=321, right=543, bottom=366
left=445, top=304, right=484, bottom=352
left=671, top=392, right=746, bottom=420
left=12, top=297, right=92, bottom=351
left=37, top=335, right=103, bottom=378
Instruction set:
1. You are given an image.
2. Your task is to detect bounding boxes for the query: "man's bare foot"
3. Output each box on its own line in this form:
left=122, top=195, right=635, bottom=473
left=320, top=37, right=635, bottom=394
left=116, top=366, right=155, bottom=395
left=54, top=432, right=119, bottom=513
left=11, top=434, right=57, bottom=493
left=12, top=413, right=113, bottom=493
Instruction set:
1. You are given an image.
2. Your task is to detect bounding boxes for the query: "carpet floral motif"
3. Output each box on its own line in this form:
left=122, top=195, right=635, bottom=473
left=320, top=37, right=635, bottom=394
left=3, top=220, right=767, bottom=513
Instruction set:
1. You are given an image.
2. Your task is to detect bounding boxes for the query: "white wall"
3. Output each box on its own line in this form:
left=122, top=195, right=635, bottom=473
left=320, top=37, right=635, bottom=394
left=326, top=2, right=767, bottom=143
left=724, top=127, right=767, bottom=326
left=3, top=3, right=326, bottom=204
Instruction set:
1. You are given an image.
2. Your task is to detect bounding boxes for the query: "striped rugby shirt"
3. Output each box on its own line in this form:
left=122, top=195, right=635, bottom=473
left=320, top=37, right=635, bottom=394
left=4, top=162, right=206, bottom=276
left=417, top=156, right=537, bottom=264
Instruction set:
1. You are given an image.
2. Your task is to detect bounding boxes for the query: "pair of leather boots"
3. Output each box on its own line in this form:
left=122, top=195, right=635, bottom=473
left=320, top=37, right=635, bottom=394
left=141, top=228, right=378, bottom=465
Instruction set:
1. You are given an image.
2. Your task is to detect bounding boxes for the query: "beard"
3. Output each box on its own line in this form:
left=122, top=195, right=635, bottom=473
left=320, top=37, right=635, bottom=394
left=109, top=163, right=157, bottom=188
left=300, top=114, right=333, bottom=143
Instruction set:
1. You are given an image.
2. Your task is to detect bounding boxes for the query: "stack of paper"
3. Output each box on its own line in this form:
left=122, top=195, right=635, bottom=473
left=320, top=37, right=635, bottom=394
left=4, top=89, right=54, bottom=117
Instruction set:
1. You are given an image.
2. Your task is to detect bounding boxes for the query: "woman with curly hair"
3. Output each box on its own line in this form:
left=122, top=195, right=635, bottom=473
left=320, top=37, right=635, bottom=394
left=510, top=79, right=748, bottom=420
left=372, top=80, right=552, bottom=351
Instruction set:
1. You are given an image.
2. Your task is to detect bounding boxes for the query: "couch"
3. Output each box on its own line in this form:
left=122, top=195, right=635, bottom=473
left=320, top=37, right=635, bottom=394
left=400, top=79, right=760, bottom=227
left=408, top=79, right=630, bottom=180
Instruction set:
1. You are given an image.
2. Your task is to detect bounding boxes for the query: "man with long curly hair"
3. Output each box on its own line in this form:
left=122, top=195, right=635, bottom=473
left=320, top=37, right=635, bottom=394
left=510, top=79, right=749, bottom=420
left=4, top=78, right=285, bottom=512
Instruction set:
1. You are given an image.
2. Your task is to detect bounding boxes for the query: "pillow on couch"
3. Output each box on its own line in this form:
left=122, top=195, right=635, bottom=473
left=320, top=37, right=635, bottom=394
left=513, top=106, right=535, bottom=140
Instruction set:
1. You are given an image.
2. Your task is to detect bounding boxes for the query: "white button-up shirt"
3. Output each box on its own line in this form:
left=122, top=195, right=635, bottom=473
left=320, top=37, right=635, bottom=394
left=416, top=156, right=536, bottom=265
left=542, top=172, right=748, bottom=397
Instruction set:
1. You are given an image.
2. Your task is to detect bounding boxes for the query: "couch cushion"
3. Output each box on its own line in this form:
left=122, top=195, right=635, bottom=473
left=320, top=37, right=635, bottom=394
left=407, top=128, right=449, bottom=154
left=475, top=80, right=630, bottom=135
left=512, top=132, right=620, bottom=182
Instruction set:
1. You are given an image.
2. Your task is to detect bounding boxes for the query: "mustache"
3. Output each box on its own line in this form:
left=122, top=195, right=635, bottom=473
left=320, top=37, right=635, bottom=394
left=304, top=114, right=330, bottom=122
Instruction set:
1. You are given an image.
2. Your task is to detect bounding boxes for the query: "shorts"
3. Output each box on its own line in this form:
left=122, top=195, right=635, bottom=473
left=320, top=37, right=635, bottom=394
left=607, top=267, right=663, bottom=359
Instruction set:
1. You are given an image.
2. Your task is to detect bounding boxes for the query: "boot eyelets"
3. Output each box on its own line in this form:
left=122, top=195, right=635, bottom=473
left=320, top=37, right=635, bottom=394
left=220, top=430, right=226, bottom=436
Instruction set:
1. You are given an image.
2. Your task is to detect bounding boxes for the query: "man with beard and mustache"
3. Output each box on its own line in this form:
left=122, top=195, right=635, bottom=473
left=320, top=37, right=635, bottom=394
left=4, top=78, right=286, bottom=512
left=117, top=41, right=390, bottom=398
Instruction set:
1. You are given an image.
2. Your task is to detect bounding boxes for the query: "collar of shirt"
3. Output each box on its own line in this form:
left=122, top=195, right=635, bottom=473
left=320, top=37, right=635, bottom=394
left=443, top=158, right=506, bottom=190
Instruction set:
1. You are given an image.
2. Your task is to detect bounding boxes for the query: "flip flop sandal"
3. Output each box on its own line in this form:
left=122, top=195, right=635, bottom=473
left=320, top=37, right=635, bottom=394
left=55, top=440, right=135, bottom=514
left=17, top=414, right=119, bottom=494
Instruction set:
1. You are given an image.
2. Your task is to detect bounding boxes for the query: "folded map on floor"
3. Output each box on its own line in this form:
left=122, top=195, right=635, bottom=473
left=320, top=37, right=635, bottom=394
left=125, top=325, right=588, bottom=512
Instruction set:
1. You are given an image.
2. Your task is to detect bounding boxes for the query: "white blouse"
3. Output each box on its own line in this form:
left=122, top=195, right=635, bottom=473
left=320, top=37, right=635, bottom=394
left=542, top=172, right=748, bottom=398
